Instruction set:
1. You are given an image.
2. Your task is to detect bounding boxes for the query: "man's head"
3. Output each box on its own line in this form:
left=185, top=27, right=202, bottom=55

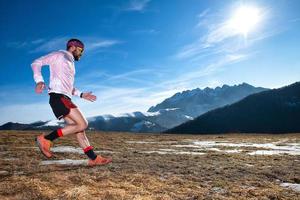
left=66, top=39, right=84, bottom=61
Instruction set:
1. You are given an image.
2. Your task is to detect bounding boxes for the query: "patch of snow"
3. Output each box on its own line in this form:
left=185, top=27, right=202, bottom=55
left=184, top=115, right=193, bottom=120
left=173, top=144, right=205, bottom=148
left=141, top=150, right=168, bottom=155
left=172, top=151, right=206, bottom=155
left=144, top=121, right=155, bottom=127
left=207, top=148, right=221, bottom=152
left=51, top=146, right=83, bottom=154
left=131, top=121, right=156, bottom=131
left=40, top=119, right=63, bottom=127
left=3, top=158, right=18, bottom=161
left=248, top=150, right=300, bottom=156
left=160, top=141, right=178, bottom=144
left=140, top=149, right=205, bottom=155
left=177, top=146, right=241, bottom=153
left=224, top=149, right=243, bottom=153
left=164, top=108, right=180, bottom=111
left=113, top=112, right=145, bottom=118
left=142, top=111, right=160, bottom=117
left=127, top=140, right=178, bottom=144
left=14, top=171, right=24, bottom=175
left=88, top=114, right=116, bottom=121
left=280, top=183, right=300, bottom=192
left=158, top=149, right=177, bottom=152
left=126, top=141, right=158, bottom=144
left=40, top=159, right=87, bottom=166
left=0, top=170, right=9, bottom=175
left=174, top=140, right=299, bottom=155
left=211, top=187, right=227, bottom=194
left=188, top=141, right=300, bottom=155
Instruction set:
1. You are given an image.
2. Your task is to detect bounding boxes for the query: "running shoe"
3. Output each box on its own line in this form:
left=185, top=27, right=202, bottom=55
left=35, top=134, right=53, bottom=158
left=88, top=155, right=112, bottom=166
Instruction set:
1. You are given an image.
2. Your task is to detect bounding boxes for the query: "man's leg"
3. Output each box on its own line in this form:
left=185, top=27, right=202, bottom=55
left=36, top=108, right=88, bottom=158
left=60, top=108, right=88, bottom=136
left=63, top=110, right=112, bottom=166
left=41, top=108, right=87, bottom=143
left=64, top=115, right=91, bottom=149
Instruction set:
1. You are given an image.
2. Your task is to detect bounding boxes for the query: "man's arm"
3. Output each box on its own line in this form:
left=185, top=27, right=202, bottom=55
left=31, top=52, right=58, bottom=83
left=72, top=88, right=97, bottom=102
left=31, top=52, right=58, bottom=93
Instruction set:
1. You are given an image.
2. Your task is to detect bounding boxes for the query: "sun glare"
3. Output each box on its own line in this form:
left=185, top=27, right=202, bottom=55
left=228, top=5, right=261, bottom=37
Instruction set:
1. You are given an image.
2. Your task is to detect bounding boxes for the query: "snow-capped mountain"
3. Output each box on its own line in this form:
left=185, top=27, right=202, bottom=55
left=166, top=82, right=300, bottom=134
left=148, top=83, right=267, bottom=118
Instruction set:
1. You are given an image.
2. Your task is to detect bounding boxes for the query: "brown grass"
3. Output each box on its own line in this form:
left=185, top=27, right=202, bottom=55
left=0, top=131, right=299, bottom=200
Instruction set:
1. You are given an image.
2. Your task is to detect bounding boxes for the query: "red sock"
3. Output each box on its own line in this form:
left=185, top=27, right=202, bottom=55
left=83, top=146, right=97, bottom=160
left=44, top=128, right=63, bottom=141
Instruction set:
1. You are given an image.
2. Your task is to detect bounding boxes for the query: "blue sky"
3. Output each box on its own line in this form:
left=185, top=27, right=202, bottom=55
left=0, top=0, right=300, bottom=124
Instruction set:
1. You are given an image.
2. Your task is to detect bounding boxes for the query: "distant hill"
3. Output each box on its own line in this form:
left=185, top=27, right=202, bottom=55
left=166, top=82, right=300, bottom=134
left=0, top=122, right=31, bottom=130
left=0, top=121, right=63, bottom=131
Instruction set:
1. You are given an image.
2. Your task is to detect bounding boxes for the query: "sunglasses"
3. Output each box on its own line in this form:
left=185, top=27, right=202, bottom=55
left=77, top=47, right=84, bottom=54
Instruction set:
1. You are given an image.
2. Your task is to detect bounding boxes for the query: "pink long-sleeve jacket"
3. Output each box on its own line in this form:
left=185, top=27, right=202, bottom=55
left=31, top=50, right=81, bottom=99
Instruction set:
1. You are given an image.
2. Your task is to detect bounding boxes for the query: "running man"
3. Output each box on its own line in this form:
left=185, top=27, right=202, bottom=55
left=31, top=38, right=112, bottom=166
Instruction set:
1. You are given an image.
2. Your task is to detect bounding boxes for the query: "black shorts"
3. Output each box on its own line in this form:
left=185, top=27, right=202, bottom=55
left=49, top=93, right=77, bottom=120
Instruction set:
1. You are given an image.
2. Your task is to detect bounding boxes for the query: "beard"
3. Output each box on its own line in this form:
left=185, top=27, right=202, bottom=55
left=72, top=51, right=81, bottom=61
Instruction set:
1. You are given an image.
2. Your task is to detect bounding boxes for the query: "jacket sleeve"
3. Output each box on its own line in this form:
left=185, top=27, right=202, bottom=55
left=72, top=87, right=82, bottom=97
left=31, top=52, right=58, bottom=84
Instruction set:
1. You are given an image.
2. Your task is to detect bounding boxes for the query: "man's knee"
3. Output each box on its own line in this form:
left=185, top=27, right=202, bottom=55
left=77, top=119, right=88, bottom=132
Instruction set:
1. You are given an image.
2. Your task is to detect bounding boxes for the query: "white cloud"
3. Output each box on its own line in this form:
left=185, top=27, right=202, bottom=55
left=31, top=38, right=46, bottom=45
left=88, top=40, right=122, bottom=50
left=198, top=8, right=210, bottom=19
left=131, top=29, right=159, bottom=35
left=77, top=68, right=156, bottom=88
left=125, top=0, right=151, bottom=12
left=106, top=69, right=153, bottom=81
left=73, top=85, right=183, bottom=117
left=30, top=37, right=68, bottom=53
left=8, top=36, right=121, bottom=53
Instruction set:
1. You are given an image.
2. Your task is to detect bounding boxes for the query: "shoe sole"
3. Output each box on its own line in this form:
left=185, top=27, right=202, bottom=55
left=88, top=159, right=112, bottom=167
left=35, top=137, right=52, bottom=158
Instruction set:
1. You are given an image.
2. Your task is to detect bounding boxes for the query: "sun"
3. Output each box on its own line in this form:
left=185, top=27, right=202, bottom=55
left=228, top=5, right=262, bottom=37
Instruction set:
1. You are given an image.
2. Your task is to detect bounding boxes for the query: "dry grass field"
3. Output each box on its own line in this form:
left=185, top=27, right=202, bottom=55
left=0, top=130, right=299, bottom=200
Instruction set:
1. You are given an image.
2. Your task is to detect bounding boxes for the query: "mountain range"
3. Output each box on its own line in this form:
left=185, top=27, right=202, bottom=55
left=0, top=83, right=268, bottom=132
left=166, top=82, right=300, bottom=134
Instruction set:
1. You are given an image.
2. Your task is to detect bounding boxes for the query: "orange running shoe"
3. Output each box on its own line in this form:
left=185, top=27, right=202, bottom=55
left=88, top=155, right=112, bottom=167
left=35, top=134, right=53, bottom=158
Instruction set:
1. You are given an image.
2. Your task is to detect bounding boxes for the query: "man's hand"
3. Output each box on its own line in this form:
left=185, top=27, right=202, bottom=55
left=35, top=82, right=46, bottom=94
left=81, top=92, right=97, bottom=102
